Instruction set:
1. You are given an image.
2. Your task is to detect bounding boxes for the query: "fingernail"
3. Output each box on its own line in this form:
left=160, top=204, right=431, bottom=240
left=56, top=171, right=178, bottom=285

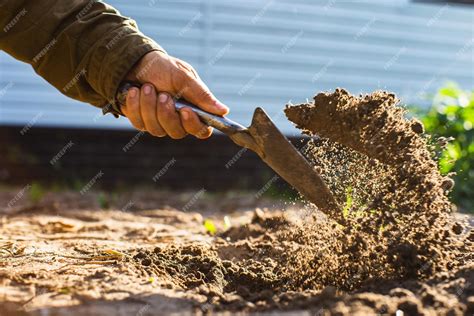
left=129, top=88, right=137, bottom=98
left=159, top=93, right=168, bottom=103
left=144, top=85, right=152, bottom=95
left=181, top=110, right=189, bottom=120
left=216, top=101, right=229, bottom=112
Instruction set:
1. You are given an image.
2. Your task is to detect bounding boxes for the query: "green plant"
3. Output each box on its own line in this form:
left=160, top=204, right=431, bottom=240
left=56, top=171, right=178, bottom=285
left=29, top=182, right=45, bottom=204
left=342, top=187, right=353, bottom=219
left=97, top=192, right=109, bottom=209
left=420, top=83, right=474, bottom=212
left=203, top=219, right=217, bottom=235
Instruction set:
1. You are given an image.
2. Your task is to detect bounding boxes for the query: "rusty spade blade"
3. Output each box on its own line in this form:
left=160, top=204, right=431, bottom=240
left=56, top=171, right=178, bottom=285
left=244, top=108, right=342, bottom=219
left=117, top=82, right=342, bottom=222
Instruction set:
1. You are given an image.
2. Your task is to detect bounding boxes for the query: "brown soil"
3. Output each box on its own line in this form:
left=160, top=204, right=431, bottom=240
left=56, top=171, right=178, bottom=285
left=1, top=88, right=472, bottom=316
left=283, top=88, right=473, bottom=313
left=0, top=196, right=472, bottom=316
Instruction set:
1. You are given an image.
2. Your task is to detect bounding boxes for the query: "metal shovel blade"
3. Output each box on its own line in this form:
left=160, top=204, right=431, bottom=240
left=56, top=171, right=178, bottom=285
left=243, top=108, right=342, bottom=219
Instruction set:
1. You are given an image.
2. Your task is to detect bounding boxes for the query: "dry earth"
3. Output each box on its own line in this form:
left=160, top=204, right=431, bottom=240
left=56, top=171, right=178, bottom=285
left=0, top=190, right=472, bottom=316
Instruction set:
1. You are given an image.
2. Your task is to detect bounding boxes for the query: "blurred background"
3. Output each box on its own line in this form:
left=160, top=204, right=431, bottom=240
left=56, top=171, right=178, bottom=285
left=0, top=0, right=473, bottom=211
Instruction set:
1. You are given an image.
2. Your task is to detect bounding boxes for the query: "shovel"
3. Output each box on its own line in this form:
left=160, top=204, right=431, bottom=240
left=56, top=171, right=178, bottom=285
left=117, top=82, right=342, bottom=222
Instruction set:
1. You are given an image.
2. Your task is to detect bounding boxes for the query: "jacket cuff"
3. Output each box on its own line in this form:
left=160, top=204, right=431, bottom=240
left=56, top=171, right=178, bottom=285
left=87, top=24, right=165, bottom=117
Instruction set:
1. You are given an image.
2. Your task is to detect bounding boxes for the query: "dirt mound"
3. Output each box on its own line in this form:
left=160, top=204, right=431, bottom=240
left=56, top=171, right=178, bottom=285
left=127, top=209, right=472, bottom=314
left=285, top=89, right=471, bottom=272
left=285, top=89, right=454, bottom=218
left=128, top=88, right=473, bottom=314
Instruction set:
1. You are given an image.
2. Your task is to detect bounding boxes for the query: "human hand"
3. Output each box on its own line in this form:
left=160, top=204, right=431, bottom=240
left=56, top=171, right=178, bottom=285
left=121, top=51, right=229, bottom=139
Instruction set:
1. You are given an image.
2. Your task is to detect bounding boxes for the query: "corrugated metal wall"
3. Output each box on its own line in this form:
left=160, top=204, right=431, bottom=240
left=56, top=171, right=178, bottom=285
left=0, top=0, right=472, bottom=134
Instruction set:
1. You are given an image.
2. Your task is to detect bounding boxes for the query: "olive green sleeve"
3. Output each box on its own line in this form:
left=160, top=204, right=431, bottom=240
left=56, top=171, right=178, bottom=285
left=0, top=0, right=165, bottom=115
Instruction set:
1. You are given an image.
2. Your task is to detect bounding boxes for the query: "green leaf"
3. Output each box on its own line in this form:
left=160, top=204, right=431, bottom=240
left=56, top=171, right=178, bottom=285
left=29, top=182, right=45, bottom=204
left=342, top=187, right=353, bottom=219
left=406, top=83, right=473, bottom=211
left=203, top=219, right=217, bottom=235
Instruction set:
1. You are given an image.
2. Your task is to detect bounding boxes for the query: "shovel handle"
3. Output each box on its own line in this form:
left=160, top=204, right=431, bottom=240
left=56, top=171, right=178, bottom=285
left=116, top=82, right=246, bottom=136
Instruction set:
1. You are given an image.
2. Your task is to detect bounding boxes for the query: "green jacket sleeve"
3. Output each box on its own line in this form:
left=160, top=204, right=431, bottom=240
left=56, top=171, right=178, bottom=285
left=0, top=0, right=165, bottom=116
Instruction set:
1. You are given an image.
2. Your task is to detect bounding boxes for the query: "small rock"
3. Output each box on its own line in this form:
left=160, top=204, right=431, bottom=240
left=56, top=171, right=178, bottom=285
left=452, top=222, right=464, bottom=235
left=398, top=297, right=422, bottom=315
left=254, top=208, right=265, bottom=219
left=321, top=286, right=337, bottom=298
left=133, top=251, right=147, bottom=259
left=441, top=178, right=455, bottom=192
left=410, top=119, right=424, bottom=134
left=389, top=287, right=415, bottom=298
left=375, top=145, right=385, bottom=155
left=466, top=296, right=474, bottom=315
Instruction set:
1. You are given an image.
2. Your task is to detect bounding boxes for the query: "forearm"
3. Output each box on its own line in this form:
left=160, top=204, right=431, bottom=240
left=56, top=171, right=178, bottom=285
left=0, top=0, right=165, bottom=114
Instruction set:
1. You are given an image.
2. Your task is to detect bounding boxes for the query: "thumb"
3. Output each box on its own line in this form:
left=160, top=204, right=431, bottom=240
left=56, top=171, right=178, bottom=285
left=180, top=75, right=229, bottom=116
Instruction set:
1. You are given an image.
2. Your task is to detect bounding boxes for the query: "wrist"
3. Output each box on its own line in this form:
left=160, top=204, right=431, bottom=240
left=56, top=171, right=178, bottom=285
left=125, top=50, right=167, bottom=83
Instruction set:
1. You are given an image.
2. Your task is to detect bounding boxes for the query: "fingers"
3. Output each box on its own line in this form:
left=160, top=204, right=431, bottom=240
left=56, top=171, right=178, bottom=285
left=124, top=88, right=145, bottom=130
left=156, top=92, right=187, bottom=139
left=179, top=107, right=213, bottom=139
left=183, top=77, right=229, bottom=116
left=175, top=60, right=229, bottom=116
left=140, top=84, right=166, bottom=137
left=123, top=82, right=213, bottom=140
